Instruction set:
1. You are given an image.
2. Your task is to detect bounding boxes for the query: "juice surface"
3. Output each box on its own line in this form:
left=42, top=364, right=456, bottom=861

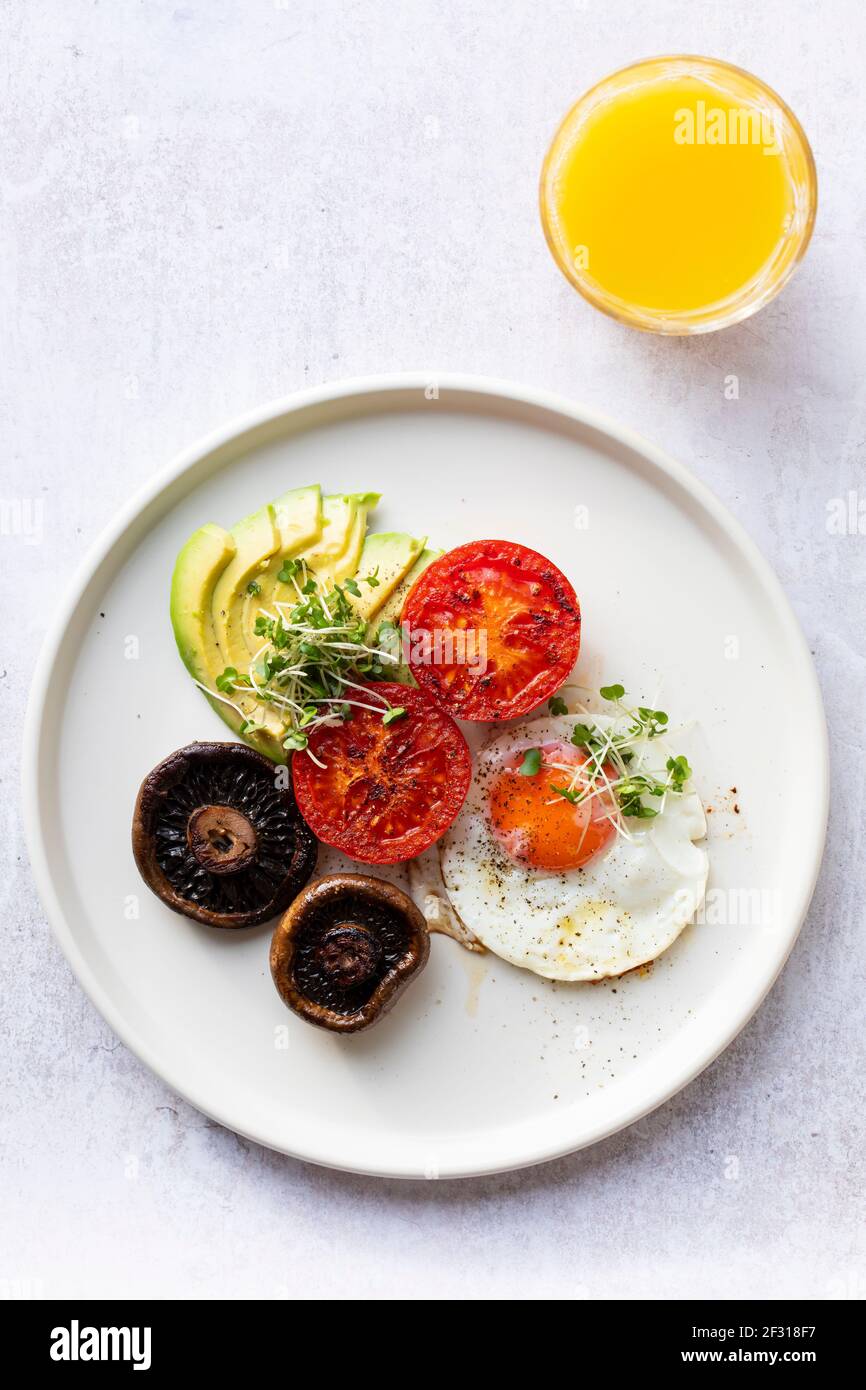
left=546, top=72, right=796, bottom=314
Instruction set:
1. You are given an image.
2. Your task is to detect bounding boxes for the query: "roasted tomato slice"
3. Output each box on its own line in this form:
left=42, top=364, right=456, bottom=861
left=401, top=540, right=581, bottom=721
left=292, top=682, right=471, bottom=864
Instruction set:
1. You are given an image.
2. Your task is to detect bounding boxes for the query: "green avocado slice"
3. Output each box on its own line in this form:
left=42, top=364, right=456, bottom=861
left=271, top=483, right=323, bottom=556
left=169, top=522, right=281, bottom=758
left=300, top=492, right=380, bottom=589
left=368, top=546, right=442, bottom=683
left=380, top=547, right=441, bottom=626
left=348, top=531, right=427, bottom=623
left=210, top=502, right=287, bottom=749
left=212, top=501, right=279, bottom=666
left=242, top=490, right=379, bottom=660
left=172, top=489, right=417, bottom=760
left=240, top=484, right=323, bottom=662
left=171, top=522, right=236, bottom=684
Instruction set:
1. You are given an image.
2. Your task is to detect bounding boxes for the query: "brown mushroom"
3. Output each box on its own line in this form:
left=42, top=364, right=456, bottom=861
left=270, top=874, right=430, bottom=1032
left=132, top=742, right=317, bottom=928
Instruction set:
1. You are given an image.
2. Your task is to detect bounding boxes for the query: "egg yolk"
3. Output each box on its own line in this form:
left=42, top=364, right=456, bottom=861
left=489, top=741, right=617, bottom=871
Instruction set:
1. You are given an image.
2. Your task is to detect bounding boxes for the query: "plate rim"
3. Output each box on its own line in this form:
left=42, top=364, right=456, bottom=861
left=21, top=371, right=829, bottom=1178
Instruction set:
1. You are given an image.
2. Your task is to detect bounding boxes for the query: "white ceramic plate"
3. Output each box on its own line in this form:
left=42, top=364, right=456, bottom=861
left=22, top=374, right=828, bottom=1178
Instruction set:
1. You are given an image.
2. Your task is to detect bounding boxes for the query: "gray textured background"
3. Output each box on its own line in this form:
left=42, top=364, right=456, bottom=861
left=3, top=0, right=864, bottom=1300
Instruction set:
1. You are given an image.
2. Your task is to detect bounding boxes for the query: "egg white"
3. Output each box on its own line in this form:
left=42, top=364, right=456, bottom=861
left=438, top=715, right=709, bottom=981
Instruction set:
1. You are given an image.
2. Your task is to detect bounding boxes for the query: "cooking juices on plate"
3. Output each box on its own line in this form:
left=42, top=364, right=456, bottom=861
left=132, top=482, right=709, bottom=1031
left=540, top=56, right=816, bottom=333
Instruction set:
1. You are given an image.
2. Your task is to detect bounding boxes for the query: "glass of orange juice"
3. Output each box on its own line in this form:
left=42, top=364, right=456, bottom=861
left=540, top=56, right=817, bottom=334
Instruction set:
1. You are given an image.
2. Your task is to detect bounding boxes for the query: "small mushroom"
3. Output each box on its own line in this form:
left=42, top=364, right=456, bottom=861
left=270, top=874, right=430, bottom=1032
left=132, top=742, right=317, bottom=928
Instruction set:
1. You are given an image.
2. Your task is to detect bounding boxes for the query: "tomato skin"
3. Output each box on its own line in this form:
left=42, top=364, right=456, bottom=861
left=401, top=540, right=581, bottom=721
left=292, top=683, right=471, bottom=864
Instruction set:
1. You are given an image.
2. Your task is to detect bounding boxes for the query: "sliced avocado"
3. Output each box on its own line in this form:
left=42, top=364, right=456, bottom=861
left=301, top=491, right=380, bottom=589
left=348, top=531, right=427, bottom=623
left=171, top=522, right=236, bottom=683
left=210, top=501, right=287, bottom=750
left=375, top=547, right=441, bottom=629
left=340, top=492, right=381, bottom=581
left=368, top=547, right=442, bottom=684
left=212, top=500, right=279, bottom=668
left=240, top=484, right=323, bottom=660
left=169, top=523, right=282, bottom=759
left=271, top=483, right=322, bottom=555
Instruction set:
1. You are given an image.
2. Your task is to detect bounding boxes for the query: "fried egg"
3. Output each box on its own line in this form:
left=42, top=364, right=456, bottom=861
left=437, top=715, right=709, bottom=981
left=407, top=848, right=484, bottom=953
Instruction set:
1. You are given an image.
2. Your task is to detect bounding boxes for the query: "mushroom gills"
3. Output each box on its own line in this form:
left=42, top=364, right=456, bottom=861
left=154, top=760, right=298, bottom=915
left=270, top=873, right=430, bottom=1031
left=293, top=893, right=412, bottom=1015
left=133, top=742, right=317, bottom=928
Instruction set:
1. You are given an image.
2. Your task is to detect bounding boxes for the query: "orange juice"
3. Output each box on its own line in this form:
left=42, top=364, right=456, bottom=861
left=540, top=57, right=816, bottom=333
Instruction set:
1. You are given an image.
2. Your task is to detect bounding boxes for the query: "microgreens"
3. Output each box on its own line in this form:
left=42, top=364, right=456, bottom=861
left=277, top=557, right=301, bottom=584
left=615, top=775, right=664, bottom=820
left=216, top=666, right=251, bottom=692
left=550, top=783, right=580, bottom=804
left=666, top=754, right=692, bottom=792
left=547, top=695, right=568, bottom=716
left=635, top=707, right=668, bottom=738
left=209, top=561, right=405, bottom=762
left=519, top=748, right=542, bottom=777
left=537, top=683, right=697, bottom=832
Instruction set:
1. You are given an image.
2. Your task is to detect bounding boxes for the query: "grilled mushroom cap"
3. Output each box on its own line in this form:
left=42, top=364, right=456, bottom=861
left=270, top=874, right=430, bottom=1032
left=132, top=742, right=317, bottom=928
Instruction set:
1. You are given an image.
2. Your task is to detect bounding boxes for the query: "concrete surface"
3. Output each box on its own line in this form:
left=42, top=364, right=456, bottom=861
left=2, top=0, right=864, bottom=1300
